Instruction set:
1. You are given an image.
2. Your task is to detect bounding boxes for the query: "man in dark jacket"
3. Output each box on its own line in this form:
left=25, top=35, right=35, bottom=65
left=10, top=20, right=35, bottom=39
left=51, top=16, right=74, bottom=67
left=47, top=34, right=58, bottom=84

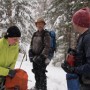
left=61, top=7, right=90, bottom=90
left=29, top=18, right=50, bottom=90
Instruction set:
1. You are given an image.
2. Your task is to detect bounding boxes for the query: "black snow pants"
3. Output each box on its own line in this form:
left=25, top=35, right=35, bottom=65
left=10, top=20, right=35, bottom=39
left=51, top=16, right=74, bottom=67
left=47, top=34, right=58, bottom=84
left=32, top=62, right=47, bottom=90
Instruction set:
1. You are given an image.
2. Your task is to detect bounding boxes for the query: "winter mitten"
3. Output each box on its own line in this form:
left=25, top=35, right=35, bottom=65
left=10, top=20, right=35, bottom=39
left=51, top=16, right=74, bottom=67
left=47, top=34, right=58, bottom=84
left=40, top=54, right=46, bottom=60
left=34, top=54, right=46, bottom=65
left=8, top=69, right=16, bottom=78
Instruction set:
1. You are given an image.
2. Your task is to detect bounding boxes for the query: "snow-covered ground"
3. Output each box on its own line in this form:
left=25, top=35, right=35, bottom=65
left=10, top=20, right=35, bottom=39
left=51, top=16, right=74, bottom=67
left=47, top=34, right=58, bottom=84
left=15, top=53, right=67, bottom=90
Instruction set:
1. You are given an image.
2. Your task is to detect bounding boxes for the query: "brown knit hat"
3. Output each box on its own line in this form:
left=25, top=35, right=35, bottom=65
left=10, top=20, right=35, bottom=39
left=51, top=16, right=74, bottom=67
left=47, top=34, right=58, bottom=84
left=72, top=7, right=90, bottom=28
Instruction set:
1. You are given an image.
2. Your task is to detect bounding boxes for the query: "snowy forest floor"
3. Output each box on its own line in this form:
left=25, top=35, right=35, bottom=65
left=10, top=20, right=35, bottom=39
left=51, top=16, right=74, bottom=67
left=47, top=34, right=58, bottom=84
left=15, top=53, right=67, bottom=90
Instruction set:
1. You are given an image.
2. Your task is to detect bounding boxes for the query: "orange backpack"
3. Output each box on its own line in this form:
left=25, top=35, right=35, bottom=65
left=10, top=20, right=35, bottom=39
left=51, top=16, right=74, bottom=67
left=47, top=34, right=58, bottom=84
left=5, top=69, right=28, bottom=90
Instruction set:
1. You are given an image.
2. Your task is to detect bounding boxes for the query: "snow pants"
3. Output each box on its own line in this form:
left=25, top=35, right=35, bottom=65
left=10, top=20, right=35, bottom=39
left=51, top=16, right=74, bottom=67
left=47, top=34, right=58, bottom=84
left=32, top=62, right=47, bottom=90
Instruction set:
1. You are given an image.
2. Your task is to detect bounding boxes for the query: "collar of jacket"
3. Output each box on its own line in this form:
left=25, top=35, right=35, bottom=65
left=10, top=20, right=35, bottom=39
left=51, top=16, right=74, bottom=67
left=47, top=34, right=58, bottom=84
left=81, top=28, right=90, bottom=36
left=37, top=29, right=45, bottom=33
left=3, top=38, right=18, bottom=48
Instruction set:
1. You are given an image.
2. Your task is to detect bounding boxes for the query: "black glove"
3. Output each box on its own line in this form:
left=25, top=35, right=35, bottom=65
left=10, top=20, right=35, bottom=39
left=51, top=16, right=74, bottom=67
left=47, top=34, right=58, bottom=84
left=68, top=48, right=76, bottom=55
left=61, top=63, right=75, bottom=73
left=8, top=69, right=16, bottom=78
left=33, top=54, right=46, bottom=65
left=29, top=49, right=34, bottom=62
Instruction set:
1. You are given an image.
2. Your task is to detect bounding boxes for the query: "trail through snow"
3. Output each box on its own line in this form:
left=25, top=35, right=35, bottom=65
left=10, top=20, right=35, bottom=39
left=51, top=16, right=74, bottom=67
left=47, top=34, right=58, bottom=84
left=15, top=53, right=67, bottom=90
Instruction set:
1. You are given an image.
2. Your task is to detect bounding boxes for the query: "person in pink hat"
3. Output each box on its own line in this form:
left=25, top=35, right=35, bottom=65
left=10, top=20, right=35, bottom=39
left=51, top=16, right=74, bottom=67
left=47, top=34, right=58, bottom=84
left=62, top=7, right=90, bottom=90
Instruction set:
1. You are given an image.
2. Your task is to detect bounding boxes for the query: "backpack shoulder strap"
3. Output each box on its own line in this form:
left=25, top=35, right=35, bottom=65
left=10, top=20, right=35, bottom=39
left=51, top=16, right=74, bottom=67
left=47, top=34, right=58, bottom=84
left=42, top=30, right=49, bottom=39
left=41, top=30, right=49, bottom=47
left=31, top=32, right=37, bottom=46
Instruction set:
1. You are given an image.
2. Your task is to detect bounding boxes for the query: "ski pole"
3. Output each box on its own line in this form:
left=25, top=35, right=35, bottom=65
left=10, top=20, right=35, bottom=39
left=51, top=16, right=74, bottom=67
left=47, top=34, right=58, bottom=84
left=19, top=52, right=26, bottom=68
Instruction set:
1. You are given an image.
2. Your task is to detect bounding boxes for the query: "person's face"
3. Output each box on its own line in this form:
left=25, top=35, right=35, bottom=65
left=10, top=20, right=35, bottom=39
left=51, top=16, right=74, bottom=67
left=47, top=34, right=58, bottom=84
left=7, top=37, right=20, bottom=45
left=36, top=22, right=45, bottom=31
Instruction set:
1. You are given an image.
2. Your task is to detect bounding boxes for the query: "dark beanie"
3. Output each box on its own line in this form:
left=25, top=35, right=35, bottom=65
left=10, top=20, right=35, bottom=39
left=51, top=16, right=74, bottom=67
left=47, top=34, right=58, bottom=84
left=5, top=26, right=21, bottom=38
left=72, top=7, right=90, bottom=28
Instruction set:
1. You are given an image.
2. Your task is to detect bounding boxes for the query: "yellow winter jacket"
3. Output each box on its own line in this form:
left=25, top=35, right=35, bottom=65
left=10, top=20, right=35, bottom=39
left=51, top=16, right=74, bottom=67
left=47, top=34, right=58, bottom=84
left=0, top=38, right=19, bottom=76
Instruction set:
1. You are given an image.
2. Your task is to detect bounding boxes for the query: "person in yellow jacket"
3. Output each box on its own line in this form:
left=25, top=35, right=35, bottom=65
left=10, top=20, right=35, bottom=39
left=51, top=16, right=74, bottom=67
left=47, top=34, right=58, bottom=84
left=0, top=26, right=21, bottom=84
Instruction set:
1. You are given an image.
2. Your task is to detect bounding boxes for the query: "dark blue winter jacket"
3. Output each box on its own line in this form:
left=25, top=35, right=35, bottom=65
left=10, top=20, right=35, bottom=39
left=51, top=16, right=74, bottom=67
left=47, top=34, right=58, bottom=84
left=75, top=29, right=90, bottom=75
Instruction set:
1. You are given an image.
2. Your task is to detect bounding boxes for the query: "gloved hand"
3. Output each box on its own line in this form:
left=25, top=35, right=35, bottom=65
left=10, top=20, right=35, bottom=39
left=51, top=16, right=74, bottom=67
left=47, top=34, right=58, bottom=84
left=29, top=49, right=34, bottom=62
left=33, top=54, right=46, bottom=65
left=61, top=63, right=75, bottom=73
left=8, top=69, right=16, bottom=78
